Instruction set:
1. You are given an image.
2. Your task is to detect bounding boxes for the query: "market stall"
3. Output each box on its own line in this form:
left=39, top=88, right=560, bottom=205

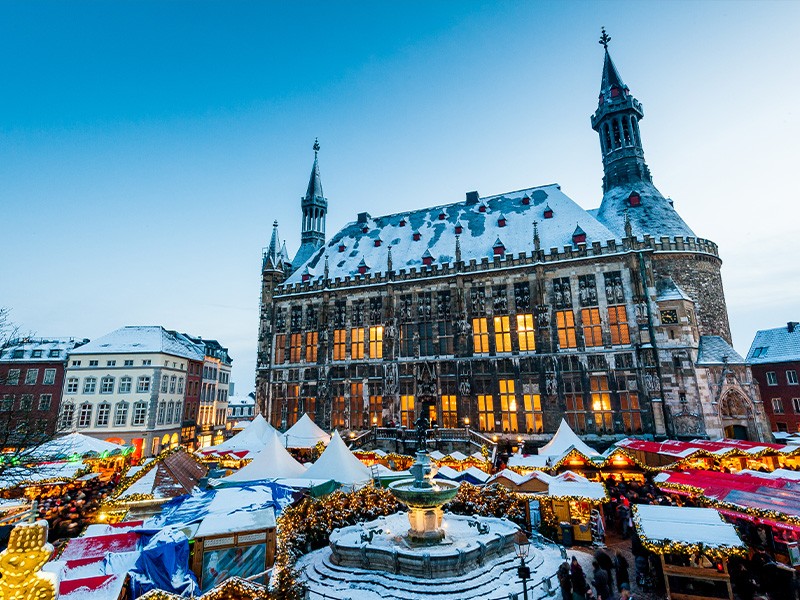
left=538, top=471, right=607, bottom=544
left=632, top=504, right=746, bottom=600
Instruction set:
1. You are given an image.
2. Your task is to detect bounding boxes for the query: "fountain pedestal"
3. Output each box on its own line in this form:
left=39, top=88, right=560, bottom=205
left=407, top=506, right=445, bottom=544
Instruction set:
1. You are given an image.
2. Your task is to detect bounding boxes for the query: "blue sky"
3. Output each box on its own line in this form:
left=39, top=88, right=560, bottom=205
left=2, top=1, right=799, bottom=393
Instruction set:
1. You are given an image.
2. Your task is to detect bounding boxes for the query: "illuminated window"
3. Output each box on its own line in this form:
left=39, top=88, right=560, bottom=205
left=287, top=384, right=300, bottom=426
left=441, top=394, right=457, bottom=428
left=368, top=395, right=382, bottom=426
left=303, top=396, right=316, bottom=421
left=556, top=310, right=577, bottom=349
left=590, top=376, right=613, bottom=432
left=581, top=308, right=603, bottom=347
left=290, top=333, right=303, bottom=363
left=494, top=316, right=511, bottom=353
left=608, top=306, right=630, bottom=345
left=522, top=393, right=542, bottom=433
left=306, top=332, right=318, bottom=363
left=332, top=395, right=346, bottom=428
left=473, top=318, right=489, bottom=354
left=477, top=394, right=494, bottom=430
left=516, top=313, right=536, bottom=352
left=275, top=334, right=286, bottom=364
left=369, top=326, right=383, bottom=359
left=351, top=328, right=365, bottom=360
left=499, top=379, right=518, bottom=432
left=333, top=330, right=346, bottom=361
left=618, top=377, right=641, bottom=433
left=400, top=395, right=415, bottom=428
left=350, top=382, right=364, bottom=428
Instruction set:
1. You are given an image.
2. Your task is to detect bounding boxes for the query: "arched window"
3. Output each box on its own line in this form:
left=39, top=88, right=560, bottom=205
left=78, top=403, right=93, bottom=428
left=114, top=402, right=129, bottom=427
left=119, top=376, right=132, bottom=393
left=157, top=402, right=166, bottom=425
left=160, top=375, right=169, bottom=393
left=132, top=401, right=148, bottom=426
left=177, top=377, right=184, bottom=395
left=169, top=376, right=177, bottom=394
left=96, top=402, right=111, bottom=427
left=59, top=402, right=75, bottom=430
left=100, top=376, right=115, bottom=394
left=166, top=401, right=175, bottom=424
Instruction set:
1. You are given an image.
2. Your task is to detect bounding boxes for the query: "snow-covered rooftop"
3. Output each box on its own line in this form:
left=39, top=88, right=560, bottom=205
left=0, top=338, right=87, bottom=363
left=746, top=323, right=800, bottom=364
left=697, top=335, right=746, bottom=366
left=70, top=326, right=205, bottom=360
left=656, top=276, right=691, bottom=302
left=633, top=504, right=744, bottom=552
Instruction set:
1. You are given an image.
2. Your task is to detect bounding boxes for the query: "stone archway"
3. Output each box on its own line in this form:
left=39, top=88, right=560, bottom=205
left=719, top=390, right=754, bottom=441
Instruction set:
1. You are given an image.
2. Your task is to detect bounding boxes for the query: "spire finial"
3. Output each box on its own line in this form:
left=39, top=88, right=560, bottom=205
left=532, top=220, right=541, bottom=253
left=623, top=209, right=633, bottom=239
left=313, top=138, right=320, bottom=154
left=324, top=254, right=329, bottom=280
left=599, top=27, right=611, bottom=50
left=455, top=234, right=462, bottom=264
left=387, top=245, right=393, bottom=273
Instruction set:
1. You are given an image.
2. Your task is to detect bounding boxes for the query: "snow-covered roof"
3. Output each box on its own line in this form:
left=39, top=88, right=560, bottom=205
left=283, top=184, right=620, bottom=284
left=227, top=394, right=256, bottom=407
left=24, top=432, right=126, bottom=460
left=633, top=504, right=744, bottom=552
left=0, top=338, right=87, bottom=363
left=302, top=431, right=372, bottom=485
left=70, top=326, right=204, bottom=361
left=200, top=414, right=274, bottom=457
left=507, top=453, right=549, bottom=469
left=538, top=419, right=601, bottom=458
left=283, top=413, right=331, bottom=449
left=221, top=428, right=307, bottom=483
left=547, top=479, right=607, bottom=500
left=697, top=336, right=746, bottom=366
left=656, top=277, right=691, bottom=302
left=0, top=461, right=86, bottom=489
left=115, top=449, right=207, bottom=500
left=747, top=323, right=800, bottom=364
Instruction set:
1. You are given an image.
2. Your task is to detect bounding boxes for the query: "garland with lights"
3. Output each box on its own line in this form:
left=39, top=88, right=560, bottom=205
left=443, top=483, right=527, bottom=526
left=106, top=446, right=203, bottom=503
left=138, top=576, right=270, bottom=600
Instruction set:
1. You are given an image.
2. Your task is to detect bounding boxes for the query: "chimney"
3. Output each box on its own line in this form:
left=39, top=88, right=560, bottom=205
left=465, top=191, right=480, bottom=205
left=789, top=322, right=799, bottom=333
left=357, top=212, right=371, bottom=224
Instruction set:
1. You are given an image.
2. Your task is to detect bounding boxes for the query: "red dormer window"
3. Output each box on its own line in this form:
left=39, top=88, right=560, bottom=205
left=399, top=218, right=406, bottom=227
left=301, top=273, right=310, bottom=283
left=422, top=255, right=433, bottom=266
left=412, top=231, right=421, bottom=241
left=543, top=207, right=553, bottom=219
left=338, top=244, right=346, bottom=253
left=362, top=226, right=369, bottom=234
left=493, top=244, right=505, bottom=256
left=498, top=216, right=506, bottom=228
left=358, top=265, right=368, bottom=275
left=374, top=239, right=382, bottom=247
left=455, top=224, right=463, bottom=235
left=573, top=232, right=586, bottom=244
left=628, top=192, right=641, bottom=207
left=522, top=195, right=530, bottom=205
left=438, top=211, right=446, bottom=220
left=478, top=204, right=487, bottom=213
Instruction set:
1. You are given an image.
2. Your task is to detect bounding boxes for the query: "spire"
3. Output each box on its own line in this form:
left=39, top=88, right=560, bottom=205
left=598, top=27, right=625, bottom=94
left=264, top=220, right=283, bottom=271
left=294, top=139, right=329, bottom=271
left=305, top=138, right=324, bottom=201
left=532, top=220, right=541, bottom=254
left=387, top=245, right=393, bottom=273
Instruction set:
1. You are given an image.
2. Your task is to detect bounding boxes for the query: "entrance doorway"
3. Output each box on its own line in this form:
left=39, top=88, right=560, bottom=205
left=724, top=424, right=749, bottom=440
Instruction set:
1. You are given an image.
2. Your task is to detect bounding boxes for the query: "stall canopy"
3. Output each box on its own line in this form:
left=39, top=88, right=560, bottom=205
left=198, top=414, right=275, bottom=458
left=283, top=413, right=331, bottom=449
left=23, top=433, right=126, bottom=460
left=633, top=504, right=745, bottom=554
left=539, top=419, right=602, bottom=460
left=547, top=471, right=607, bottom=500
left=0, top=460, right=87, bottom=490
left=301, top=431, right=371, bottom=486
left=220, top=428, right=307, bottom=483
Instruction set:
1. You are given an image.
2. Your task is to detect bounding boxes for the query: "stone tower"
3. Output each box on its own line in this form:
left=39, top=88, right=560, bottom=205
left=293, top=139, right=328, bottom=268
left=590, top=30, right=732, bottom=343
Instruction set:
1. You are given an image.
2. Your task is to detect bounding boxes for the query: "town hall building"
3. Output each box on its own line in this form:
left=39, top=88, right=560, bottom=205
left=256, top=33, right=770, bottom=443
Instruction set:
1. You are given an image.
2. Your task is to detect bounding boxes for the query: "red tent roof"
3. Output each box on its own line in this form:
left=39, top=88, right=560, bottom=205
left=59, top=532, right=139, bottom=561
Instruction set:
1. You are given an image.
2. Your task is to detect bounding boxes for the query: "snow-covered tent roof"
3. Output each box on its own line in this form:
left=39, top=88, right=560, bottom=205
left=24, top=432, right=126, bottom=460
left=301, top=431, right=371, bottom=486
left=507, top=453, right=549, bottom=469
left=199, top=414, right=274, bottom=457
left=283, top=414, right=331, bottom=449
left=547, top=478, right=607, bottom=501
left=538, top=419, right=601, bottom=459
left=633, top=504, right=745, bottom=553
left=0, top=461, right=87, bottom=490
left=221, top=428, right=307, bottom=483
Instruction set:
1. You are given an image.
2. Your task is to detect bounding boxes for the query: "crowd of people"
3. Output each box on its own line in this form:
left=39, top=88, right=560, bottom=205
left=557, top=549, right=632, bottom=600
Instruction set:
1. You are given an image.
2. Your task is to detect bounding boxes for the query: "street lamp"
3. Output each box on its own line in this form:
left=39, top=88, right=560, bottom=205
left=514, top=529, right=531, bottom=600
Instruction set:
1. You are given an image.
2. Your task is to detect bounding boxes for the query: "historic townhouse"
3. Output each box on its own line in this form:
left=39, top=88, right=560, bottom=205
left=256, top=34, right=770, bottom=442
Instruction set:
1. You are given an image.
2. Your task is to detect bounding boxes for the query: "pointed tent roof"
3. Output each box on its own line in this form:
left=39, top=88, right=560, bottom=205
left=538, top=419, right=601, bottom=459
left=305, top=139, right=324, bottom=201
left=283, top=413, right=331, bottom=449
left=600, top=48, right=626, bottom=94
left=222, top=428, right=307, bottom=482
left=200, top=414, right=275, bottom=456
left=302, top=431, right=372, bottom=485
left=25, top=432, right=126, bottom=460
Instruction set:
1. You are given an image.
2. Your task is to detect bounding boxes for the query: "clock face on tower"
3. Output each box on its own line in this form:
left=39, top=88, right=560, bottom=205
left=660, top=310, right=678, bottom=325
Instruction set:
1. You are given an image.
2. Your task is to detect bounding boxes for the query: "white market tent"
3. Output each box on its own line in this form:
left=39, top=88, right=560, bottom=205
left=538, top=419, right=601, bottom=460
left=547, top=471, right=607, bottom=500
left=283, top=413, right=331, bottom=449
left=302, top=431, right=371, bottom=486
left=634, top=504, right=745, bottom=552
left=24, top=432, right=125, bottom=460
left=199, top=414, right=275, bottom=457
left=221, top=428, right=308, bottom=482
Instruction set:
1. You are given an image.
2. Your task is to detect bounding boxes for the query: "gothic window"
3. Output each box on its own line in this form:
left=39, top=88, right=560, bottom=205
left=306, top=305, right=318, bottom=330
left=494, top=316, right=512, bottom=353
left=352, top=301, right=365, bottom=327
left=334, top=302, right=347, bottom=328
left=470, top=288, right=486, bottom=316
left=437, top=291, right=451, bottom=319
left=351, top=328, right=365, bottom=359
left=369, top=326, right=383, bottom=359
left=350, top=382, right=364, bottom=429
left=306, top=332, right=318, bottom=363
left=499, top=379, right=518, bottom=432
left=477, top=392, right=494, bottom=431
left=369, top=297, right=383, bottom=324
left=604, top=271, right=625, bottom=304
left=437, top=321, right=454, bottom=355
left=400, top=380, right=415, bottom=427
left=290, top=306, right=302, bottom=332
left=553, top=277, right=572, bottom=309
left=400, top=324, right=415, bottom=357
left=399, top=295, right=413, bottom=322
left=590, top=376, right=613, bottom=432
left=617, top=376, right=641, bottom=433
left=587, top=354, right=607, bottom=371
left=514, top=283, right=531, bottom=311
left=581, top=308, right=603, bottom=347
left=608, top=306, right=631, bottom=345
left=556, top=310, right=578, bottom=349
left=578, top=275, right=598, bottom=307
left=417, top=293, right=433, bottom=321
left=472, top=318, right=489, bottom=354
left=275, top=334, right=286, bottom=364
left=615, top=353, right=634, bottom=369
left=522, top=392, right=542, bottom=434
left=441, top=393, right=457, bottom=428
left=290, top=333, right=303, bottom=362
left=418, top=322, right=434, bottom=356
left=368, top=394, right=382, bottom=426
left=493, top=286, right=508, bottom=314
left=276, top=308, right=286, bottom=331
left=516, top=314, right=536, bottom=352
left=563, top=376, right=586, bottom=433
left=333, top=330, right=346, bottom=361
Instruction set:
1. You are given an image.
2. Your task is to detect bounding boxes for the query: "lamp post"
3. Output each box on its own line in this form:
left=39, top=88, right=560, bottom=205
left=514, top=529, right=531, bottom=600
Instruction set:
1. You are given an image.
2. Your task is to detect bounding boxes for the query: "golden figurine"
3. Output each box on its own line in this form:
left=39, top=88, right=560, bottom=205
left=0, top=520, right=56, bottom=600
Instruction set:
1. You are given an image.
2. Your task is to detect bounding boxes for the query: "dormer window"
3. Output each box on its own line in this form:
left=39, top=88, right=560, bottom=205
left=301, top=273, right=310, bottom=283
left=543, top=205, right=553, bottom=219
left=493, top=238, right=505, bottom=256
left=628, top=192, right=641, bottom=207
left=399, top=218, right=407, bottom=227
left=522, top=195, right=530, bottom=205
left=361, top=226, right=369, bottom=234
left=422, top=250, right=434, bottom=266
left=478, top=204, right=487, bottom=213
left=438, top=211, right=446, bottom=220
left=498, top=215, right=507, bottom=228
left=454, top=223, right=463, bottom=235
left=572, top=225, right=586, bottom=244
left=338, top=244, right=346, bottom=253
left=412, top=231, right=421, bottom=241
left=374, top=238, right=382, bottom=247
left=357, top=259, right=369, bottom=275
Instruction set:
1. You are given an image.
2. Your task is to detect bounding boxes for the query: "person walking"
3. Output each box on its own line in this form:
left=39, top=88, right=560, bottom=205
left=570, top=556, right=587, bottom=600
left=614, top=551, right=630, bottom=592
left=594, top=549, right=615, bottom=591
left=558, top=561, right=573, bottom=600
left=592, top=560, right=612, bottom=600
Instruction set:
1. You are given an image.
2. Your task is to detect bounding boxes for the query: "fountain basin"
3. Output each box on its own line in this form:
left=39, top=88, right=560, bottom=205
left=388, top=478, right=460, bottom=508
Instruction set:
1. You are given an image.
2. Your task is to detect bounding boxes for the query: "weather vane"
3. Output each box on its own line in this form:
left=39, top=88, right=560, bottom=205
left=599, top=27, right=611, bottom=50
